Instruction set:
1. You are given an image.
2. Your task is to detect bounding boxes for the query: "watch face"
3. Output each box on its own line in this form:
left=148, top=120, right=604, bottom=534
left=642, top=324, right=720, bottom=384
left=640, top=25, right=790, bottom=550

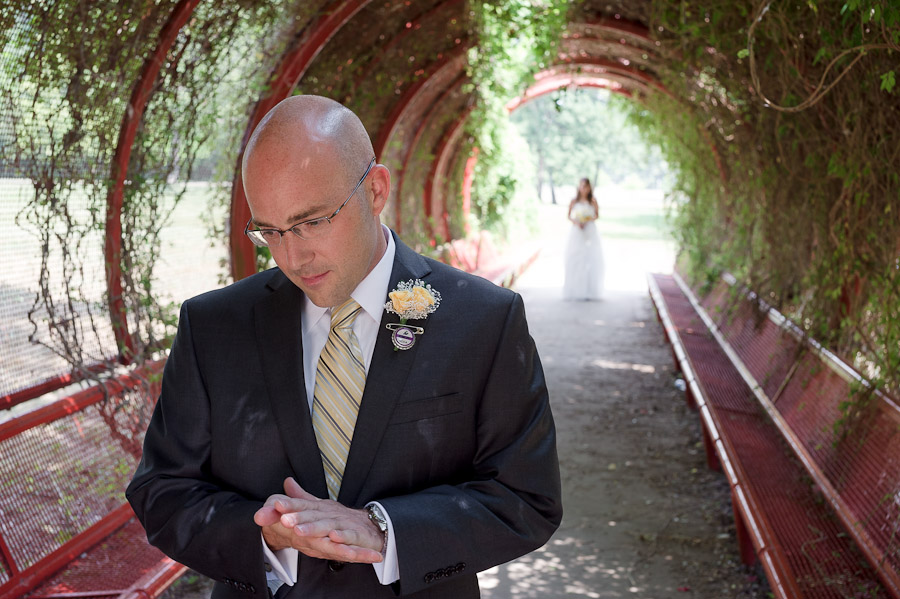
left=368, top=506, right=387, bottom=530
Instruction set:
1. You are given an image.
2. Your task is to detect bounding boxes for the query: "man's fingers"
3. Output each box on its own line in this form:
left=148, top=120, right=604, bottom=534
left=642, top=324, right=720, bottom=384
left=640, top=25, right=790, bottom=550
left=296, top=536, right=383, bottom=564
left=331, top=541, right=384, bottom=564
left=290, top=519, right=342, bottom=537
left=283, top=477, right=318, bottom=500
left=328, top=528, right=373, bottom=549
left=254, top=505, right=282, bottom=527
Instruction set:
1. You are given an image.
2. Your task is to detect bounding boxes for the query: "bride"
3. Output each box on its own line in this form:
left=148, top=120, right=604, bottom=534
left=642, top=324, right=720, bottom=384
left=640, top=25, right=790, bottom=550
left=563, top=177, right=604, bottom=300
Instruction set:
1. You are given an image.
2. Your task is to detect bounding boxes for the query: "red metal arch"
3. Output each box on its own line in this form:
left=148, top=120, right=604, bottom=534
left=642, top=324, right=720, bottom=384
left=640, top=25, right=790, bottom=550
left=509, top=65, right=727, bottom=184
left=229, top=0, right=373, bottom=282
left=105, top=0, right=201, bottom=363
left=372, top=43, right=468, bottom=159
left=352, top=0, right=465, bottom=92
left=507, top=73, right=638, bottom=112
left=425, top=104, right=475, bottom=241
left=393, top=73, right=469, bottom=234
left=551, top=57, right=664, bottom=90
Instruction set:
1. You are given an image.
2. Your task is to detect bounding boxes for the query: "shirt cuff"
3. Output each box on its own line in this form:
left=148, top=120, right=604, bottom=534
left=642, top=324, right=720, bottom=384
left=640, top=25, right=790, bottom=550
left=367, top=501, right=400, bottom=585
left=262, top=532, right=298, bottom=587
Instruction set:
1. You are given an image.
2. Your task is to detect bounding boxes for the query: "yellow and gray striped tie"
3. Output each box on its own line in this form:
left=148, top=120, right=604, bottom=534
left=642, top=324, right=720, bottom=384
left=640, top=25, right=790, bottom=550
left=312, top=298, right=366, bottom=500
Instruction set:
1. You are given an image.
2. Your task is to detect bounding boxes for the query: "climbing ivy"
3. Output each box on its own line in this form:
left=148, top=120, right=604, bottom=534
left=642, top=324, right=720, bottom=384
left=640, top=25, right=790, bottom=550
left=625, top=1, right=900, bottom=398
left=1, top=0, right=300, bottom=386
left=465, top=0, right=569, bottom=236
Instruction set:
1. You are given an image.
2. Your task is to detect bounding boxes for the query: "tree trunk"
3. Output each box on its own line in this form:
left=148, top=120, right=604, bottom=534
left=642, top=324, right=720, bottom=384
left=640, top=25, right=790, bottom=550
left=547, top=168, right=557, bottom=204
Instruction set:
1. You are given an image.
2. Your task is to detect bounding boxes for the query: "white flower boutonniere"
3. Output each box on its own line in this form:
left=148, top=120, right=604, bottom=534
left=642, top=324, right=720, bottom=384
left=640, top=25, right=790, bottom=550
left=384, top=279, right=441, bottom=350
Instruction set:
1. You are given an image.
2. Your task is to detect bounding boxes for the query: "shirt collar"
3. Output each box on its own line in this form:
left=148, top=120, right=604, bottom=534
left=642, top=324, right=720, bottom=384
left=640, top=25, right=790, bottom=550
left=301, top=225, right=396, bottom=332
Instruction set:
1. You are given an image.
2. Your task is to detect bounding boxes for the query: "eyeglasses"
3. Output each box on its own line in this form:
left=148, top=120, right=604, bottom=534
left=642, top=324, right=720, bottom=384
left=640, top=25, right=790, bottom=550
left=244, top=157, right=376, bottom=247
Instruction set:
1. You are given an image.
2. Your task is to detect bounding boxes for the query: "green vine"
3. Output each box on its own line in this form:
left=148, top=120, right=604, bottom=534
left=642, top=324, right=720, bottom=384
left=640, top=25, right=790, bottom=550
left=626, top=0, right=900, bottom=402
left=1, top=1, right=301, bottom=454
left=465, top=0, right=569, bottom=239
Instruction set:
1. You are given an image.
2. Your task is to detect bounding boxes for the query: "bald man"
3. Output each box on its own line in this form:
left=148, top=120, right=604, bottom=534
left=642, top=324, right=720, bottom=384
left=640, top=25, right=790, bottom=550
left=127, top=95, right=561, bottom=599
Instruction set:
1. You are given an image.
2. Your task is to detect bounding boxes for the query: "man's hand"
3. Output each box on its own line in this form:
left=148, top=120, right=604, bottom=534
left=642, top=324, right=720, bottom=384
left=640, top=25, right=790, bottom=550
left=253, top=478, right=385, bottom=563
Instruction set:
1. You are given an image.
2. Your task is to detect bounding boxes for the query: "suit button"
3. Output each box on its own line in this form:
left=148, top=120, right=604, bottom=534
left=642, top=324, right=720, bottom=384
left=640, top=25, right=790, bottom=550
left=328, top=560, right=345, bottom=572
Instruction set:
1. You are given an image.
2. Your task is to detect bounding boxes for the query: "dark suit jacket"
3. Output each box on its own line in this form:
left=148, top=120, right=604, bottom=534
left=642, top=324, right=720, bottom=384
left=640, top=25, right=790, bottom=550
left=126, top=232, right=562, bottom=598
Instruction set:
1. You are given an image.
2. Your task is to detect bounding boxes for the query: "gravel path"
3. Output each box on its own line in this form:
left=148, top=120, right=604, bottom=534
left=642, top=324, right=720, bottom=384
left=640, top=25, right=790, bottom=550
left=475, top=237, right=769, bottom=598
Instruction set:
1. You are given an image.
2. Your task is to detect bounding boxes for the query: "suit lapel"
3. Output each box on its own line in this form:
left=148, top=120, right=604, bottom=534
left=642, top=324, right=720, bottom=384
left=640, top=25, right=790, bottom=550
left=254, top=270, right=329, bottom=499
left=339, top=235, right=431, bottom=505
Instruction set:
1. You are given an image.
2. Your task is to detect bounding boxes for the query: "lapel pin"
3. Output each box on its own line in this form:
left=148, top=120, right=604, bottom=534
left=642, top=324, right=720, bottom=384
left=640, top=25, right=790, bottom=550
left=386, top=323, right=424, bottom=350
left=384, top=279, right=441, bottom=352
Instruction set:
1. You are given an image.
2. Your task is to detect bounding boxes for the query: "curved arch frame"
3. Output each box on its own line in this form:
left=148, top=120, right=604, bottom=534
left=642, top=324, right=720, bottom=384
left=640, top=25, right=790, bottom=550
left=392, top=73, right=469, bottom=234
left=425, top=104, right=474, bottom=241
left=351, top=0, right=465, bottom=92
left=105, top=0, right=201, bottom=363
left=372, top=44, right=468, bottom=159
left=229, top=0, right=373, bottom=282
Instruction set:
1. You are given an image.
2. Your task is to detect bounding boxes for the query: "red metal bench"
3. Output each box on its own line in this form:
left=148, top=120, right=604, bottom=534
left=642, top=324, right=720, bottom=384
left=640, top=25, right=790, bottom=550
left=441, top=233, right=541, bottom=288
left=648, top=271, right=900, bottom=599
left=0, top=360, right=186, bottom=599
left=472, top=245, right=541, bottom=289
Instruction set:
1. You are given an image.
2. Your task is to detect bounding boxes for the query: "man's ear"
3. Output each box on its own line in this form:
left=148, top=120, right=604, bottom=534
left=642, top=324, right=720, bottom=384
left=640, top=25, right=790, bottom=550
left=368, top=164, right=391, bottom=217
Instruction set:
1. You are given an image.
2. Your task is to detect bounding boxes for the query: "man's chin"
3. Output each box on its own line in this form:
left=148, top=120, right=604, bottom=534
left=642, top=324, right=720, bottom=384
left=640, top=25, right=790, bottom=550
left=289, top=276, right=347, bottom=308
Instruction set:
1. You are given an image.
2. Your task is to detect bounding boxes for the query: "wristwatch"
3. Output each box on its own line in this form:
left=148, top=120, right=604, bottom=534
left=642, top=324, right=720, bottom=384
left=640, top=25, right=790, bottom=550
left=366, top=504, right=388, bottom=555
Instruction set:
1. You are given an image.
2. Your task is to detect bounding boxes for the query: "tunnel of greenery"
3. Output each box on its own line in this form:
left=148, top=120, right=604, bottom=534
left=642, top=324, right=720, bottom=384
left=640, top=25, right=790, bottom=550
left=0, top=0, right=898, bottom=409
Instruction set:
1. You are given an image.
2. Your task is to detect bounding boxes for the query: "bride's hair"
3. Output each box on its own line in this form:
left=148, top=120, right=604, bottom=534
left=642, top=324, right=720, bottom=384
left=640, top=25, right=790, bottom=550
left=576, top=177, right=593, bottom=202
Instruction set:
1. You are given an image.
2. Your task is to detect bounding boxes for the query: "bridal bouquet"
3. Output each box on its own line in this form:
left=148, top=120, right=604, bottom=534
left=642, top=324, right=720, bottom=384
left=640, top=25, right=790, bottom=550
left=571, top=202, right=595, bottom=224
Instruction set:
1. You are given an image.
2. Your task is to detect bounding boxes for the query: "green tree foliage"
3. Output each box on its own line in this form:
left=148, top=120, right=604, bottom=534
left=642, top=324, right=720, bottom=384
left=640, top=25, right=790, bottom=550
left=510, top=88, right=668, bottom=197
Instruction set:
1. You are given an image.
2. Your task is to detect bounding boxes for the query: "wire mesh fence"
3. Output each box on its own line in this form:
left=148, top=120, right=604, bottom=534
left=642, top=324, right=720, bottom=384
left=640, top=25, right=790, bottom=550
left=0, top=1, right=287, bottom=405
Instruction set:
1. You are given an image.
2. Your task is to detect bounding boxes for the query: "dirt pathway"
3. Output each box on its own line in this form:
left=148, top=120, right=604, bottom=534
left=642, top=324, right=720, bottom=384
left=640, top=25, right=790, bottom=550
left=475, top=236, right=769, bottom=599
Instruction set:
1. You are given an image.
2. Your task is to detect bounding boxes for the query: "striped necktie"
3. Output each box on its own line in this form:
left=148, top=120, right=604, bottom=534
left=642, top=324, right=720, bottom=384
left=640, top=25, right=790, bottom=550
left=312, top=298, right=366, bottom=500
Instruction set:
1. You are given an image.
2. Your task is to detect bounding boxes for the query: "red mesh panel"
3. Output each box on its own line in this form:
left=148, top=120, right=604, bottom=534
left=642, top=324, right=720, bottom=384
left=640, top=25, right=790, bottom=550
left=777, top=354, right=900, bottom=581
left=652, top=273, right=891, bottom=598
left=711, top=301, right=802, bottom=400
left=0, top=178, right=119, bottom=402
left=25, top=519, right=172, bottom=598
left=0, top=387, right=154, bottom=576
left=655, top=276, right=706, bottom=333
left=698, top=278, right=732, bottom=316
left=681, top=333, right=761, bottom=416
left=699, top=367, right=887, bottom=598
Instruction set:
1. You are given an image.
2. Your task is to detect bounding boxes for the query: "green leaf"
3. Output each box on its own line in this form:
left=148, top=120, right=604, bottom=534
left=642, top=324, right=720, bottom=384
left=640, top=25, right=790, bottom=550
left=737, top=48, right=750, bottom=59
left=880, top=70, right=896, bottom=93
left=813, top=47, right=829, bottom=65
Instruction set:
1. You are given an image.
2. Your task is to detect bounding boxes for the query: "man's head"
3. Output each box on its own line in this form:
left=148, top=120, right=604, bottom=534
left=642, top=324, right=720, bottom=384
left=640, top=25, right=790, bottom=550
left=242, top=95, right=391, bottom=307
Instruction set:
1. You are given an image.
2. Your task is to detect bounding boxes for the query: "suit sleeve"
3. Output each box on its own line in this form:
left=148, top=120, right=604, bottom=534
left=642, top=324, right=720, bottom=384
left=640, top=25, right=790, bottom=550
left=126, top=302, right=269, bottom=599
left=381, top=292, right=562, bottom=595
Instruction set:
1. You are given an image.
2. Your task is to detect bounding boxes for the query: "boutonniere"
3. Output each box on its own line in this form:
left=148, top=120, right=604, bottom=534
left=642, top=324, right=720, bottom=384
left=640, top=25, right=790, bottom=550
left=384, top=279, right=441, bottom=351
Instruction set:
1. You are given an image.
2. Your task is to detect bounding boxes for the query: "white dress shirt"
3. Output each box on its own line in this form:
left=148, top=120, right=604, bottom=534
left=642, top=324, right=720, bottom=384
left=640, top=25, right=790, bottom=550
left=263, top=225, right=400, bottom=588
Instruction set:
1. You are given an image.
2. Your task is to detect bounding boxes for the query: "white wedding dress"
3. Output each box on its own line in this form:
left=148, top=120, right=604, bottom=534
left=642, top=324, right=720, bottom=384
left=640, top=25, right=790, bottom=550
left=563, top=204, right=605, bottom=300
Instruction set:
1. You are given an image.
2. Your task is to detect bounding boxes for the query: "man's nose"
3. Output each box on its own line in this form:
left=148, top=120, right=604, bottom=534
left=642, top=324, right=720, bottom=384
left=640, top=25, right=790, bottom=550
left=279, top=233, right=313, bottom=269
